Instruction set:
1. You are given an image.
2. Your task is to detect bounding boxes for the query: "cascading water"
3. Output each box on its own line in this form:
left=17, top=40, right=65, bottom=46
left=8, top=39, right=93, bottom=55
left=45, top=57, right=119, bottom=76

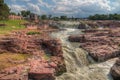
left=51, top=28, right=116, bottom=80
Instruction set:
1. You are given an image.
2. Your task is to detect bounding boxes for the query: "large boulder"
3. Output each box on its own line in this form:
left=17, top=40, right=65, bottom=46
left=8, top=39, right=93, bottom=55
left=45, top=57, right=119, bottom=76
left=40, top=39, right=63, bottom=56
left=111, top=58, right=120, bottom=80
left=78, top=23, right=89, bottom=29
left=68, top=35, right=86, bottom=42
left=28, top=59, right=57, bottom=80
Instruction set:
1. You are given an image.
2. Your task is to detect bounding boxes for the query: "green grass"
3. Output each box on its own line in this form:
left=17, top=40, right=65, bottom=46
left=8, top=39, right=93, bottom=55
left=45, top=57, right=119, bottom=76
left=44, top=54, right=51, bottom=60
left=0, top=20, right=28, bottom=34
left=0, top=53, right=31, bottom=71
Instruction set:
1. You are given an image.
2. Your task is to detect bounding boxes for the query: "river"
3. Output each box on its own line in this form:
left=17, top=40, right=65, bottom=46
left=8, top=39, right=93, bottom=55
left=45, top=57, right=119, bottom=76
left=51, top=28, right=116, bottom=80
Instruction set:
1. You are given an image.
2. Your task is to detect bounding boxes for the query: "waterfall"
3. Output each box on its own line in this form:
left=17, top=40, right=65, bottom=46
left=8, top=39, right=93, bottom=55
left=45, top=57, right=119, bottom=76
left=51, top=28, right=116, bottom=80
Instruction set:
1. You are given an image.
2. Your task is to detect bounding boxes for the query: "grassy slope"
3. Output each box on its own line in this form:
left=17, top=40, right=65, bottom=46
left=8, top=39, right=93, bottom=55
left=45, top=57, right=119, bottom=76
left=0, top=20, right=27, bottom=34
left=0, top=53, right=30, bottom=70
left=0, top=20, right=30, bottom=70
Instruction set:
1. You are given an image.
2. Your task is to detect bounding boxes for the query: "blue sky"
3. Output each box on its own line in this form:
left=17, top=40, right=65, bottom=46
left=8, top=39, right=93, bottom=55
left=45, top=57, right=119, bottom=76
left=5, top=0, right=120, bottom=18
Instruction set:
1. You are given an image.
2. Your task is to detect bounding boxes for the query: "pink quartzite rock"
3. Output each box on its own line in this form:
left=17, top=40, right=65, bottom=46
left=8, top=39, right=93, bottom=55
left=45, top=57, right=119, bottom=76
left=0, top=29, right=66, bottom=80
left=29, top=59, right=57, bottom=80
left=69, top=28, right=120, bottom=62
left=111, top=58, right=120, bottom=80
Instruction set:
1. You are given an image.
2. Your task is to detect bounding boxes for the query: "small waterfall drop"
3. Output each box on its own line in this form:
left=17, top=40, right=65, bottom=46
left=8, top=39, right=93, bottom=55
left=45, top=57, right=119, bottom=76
left=51, top=28, right=116, bottom=80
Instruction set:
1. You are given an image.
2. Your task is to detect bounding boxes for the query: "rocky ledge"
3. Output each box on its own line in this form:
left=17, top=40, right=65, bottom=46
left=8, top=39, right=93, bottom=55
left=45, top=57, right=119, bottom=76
left=69, top=28, right=120, bottom=62
left=0, top=29, right=66, bottom=80
left=111, top=58, right=120, bottom=80
left=78, top=20, right=120, bottom=29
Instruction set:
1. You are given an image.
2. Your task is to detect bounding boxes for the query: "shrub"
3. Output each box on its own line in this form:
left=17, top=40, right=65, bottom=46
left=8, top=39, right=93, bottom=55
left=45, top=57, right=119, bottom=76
left=26, top=31, right=41, bottom=35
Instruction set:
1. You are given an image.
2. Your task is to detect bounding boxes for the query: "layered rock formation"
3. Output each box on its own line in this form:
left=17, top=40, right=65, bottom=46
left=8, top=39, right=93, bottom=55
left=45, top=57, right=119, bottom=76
left=69, top=28, right=120, bottom=62
left=0, top=30, right=66, bottom=80
left=111, top=58, right=120, bottom=80
left=78, top=20, right=120, bottom=29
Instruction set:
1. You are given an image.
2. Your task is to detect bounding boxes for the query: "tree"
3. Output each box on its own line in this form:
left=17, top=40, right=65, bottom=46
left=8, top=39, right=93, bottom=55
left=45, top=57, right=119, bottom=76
left=10, top=12, right=16, bottom=15
left=41, top=15, right=47, bottom=20
left=0, top=0, right=4, bottom=3
left=88, top=13, right=120, bottom=20
left=17, top=13, right=21, bottom=16
left=52, top=17, right=60, bottom=21
left=21, top=10, right=31, bottom=17
left=48, top=14, right=52, bottom=20
left=0, top=0, right=10, bottom=20
left=60, top=15, right=68, bottom=20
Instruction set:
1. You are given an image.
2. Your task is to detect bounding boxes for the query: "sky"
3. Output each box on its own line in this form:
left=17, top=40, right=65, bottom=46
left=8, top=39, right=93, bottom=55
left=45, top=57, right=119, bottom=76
left=4, top=0, right=120, bottom=18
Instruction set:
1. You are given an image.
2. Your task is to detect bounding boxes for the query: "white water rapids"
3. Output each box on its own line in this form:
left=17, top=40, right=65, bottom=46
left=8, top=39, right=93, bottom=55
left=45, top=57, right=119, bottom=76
left=51, top=28, right=116, bottom=80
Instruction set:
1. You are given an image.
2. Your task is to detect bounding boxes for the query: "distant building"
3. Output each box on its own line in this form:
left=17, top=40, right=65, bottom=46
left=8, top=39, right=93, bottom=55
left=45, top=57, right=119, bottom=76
left=9, top=15, right=23, bottom=20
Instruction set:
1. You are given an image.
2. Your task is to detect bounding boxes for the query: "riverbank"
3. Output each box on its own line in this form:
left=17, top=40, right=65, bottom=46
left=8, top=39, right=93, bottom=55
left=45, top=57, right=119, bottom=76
left=69, top=28, right=120, bottom=62
left=0, top=20, right=66, bottom=80
left=51, top=28, right=116, bottom=80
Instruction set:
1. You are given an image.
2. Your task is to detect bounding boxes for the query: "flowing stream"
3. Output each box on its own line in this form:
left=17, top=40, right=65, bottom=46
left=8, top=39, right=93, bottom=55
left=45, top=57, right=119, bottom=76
left=51, top=28, right=116, bottom=80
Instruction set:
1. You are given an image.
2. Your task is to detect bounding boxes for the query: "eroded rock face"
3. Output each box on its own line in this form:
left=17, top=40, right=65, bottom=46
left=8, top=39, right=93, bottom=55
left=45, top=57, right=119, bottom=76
left=41, top=39, right=63, bottom=56
left=69, top=35, right=86, bottom=42
left=69, top=28, right=120, bottom=62
left=0, top=64, right=29, bottom=80
left=0, top=30, right=66, bottom=80
left=78, top=23, right=87, bottom=29
left=111, top=58, right=120, bottom=80
left=28, top=59, right=57, bottom=80
left=78, top=20, right=120, bottom=29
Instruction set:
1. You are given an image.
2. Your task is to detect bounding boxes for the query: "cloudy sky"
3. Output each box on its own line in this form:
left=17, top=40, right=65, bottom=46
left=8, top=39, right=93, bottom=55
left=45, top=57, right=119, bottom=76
left=5, top=0, right=120, bottom=18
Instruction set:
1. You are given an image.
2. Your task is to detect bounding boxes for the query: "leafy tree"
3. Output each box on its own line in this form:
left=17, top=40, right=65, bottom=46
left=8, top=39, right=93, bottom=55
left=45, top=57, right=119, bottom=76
left=10, top=12, right=16, bottom=15
left=48, top=14, right=52, bottom=20
left=0, top=0, right=10, bottom=20
left=88, top=13, right=120, bottom=20
left=41, top=15, right=47, bottom=20
left=21, top=10, right=31, bottom=17
left=0, top=0, right=4, bottom=3
left=60, top=15, right=68, bottom=20
left=52, top=17, right=60, bottom=21
left=17, top=13, right=21, bottom=16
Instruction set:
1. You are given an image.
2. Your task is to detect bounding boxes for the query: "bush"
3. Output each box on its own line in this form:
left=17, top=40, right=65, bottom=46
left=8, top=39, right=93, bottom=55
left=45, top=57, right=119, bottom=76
left=26, top=31, right=41, bottom=35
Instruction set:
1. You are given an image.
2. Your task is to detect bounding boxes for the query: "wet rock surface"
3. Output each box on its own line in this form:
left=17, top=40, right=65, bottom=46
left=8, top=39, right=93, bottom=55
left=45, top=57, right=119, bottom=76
left=78, top=20, right=120, bottom=29
left=111, top=58, right=120, bottom=80
left=0, top=29, right=66, bottom=80
left=69, top=28, right=120, bottom=62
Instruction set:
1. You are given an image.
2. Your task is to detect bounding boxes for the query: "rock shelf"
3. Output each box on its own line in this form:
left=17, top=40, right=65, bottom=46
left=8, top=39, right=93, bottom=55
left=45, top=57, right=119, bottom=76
left=0, top=29, right=66, bottom=80
left=111, top=58, right=120, bottom=80
left=69, top=28, right=120, bottom=62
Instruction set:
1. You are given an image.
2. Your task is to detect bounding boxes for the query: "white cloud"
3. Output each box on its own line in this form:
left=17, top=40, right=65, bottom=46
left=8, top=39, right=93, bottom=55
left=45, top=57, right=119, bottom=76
left=11, top=0, right=30, bottom=2
left=52, top=0, right=112, bottom=16
left=27, top=3, right=41, bottom=14
left=9, top=5, right=26, bottom=12
left=6, top=0, right=120, bottom=17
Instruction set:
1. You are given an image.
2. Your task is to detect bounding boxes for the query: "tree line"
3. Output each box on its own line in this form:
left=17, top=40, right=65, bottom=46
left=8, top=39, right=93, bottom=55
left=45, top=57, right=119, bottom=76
left=0, top=0, right=10, bottom=20
left=88, top=14, right=120, bottom=20
left=9, top=10, right=69, bottom=20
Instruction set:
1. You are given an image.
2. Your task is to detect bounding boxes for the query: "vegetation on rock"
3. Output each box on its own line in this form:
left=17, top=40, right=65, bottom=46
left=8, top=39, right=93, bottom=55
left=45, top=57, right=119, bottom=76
left=0, top=53, right=30, bottom=71
left=26, top=31, right=41, bottom=35
left=88, top=13, right=120, bottom=20
left=0, top=20, right=27, bottom=34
